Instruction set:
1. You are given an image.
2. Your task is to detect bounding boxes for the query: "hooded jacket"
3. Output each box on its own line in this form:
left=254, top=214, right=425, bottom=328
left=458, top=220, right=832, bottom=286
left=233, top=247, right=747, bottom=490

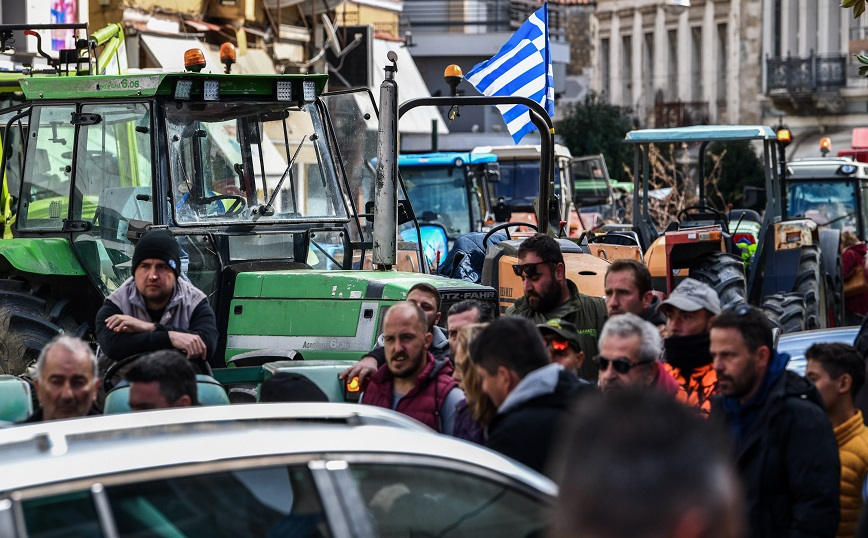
left=711, top=351, right=840, bottom=538
left=642, top=294, right=667, bottom=327
left=506, top=280, right=608, bottom=381
left=96, top=277, right=218, bottom=365
left=486, top=363, right=595, bottom=476
left=362, top=352, right=460, bottom=433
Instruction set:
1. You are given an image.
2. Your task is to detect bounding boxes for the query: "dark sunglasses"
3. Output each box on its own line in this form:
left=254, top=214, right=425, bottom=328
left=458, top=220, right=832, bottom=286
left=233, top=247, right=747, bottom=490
left=512, top=261, right=555, bottom=278
left=545, top=337, right=571, bottom=352
left=593, top=355, right=653, bottom=374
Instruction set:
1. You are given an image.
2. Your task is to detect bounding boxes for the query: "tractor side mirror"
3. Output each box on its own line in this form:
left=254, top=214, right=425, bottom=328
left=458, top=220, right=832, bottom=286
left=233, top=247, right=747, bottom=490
left=742, top=186, right=765, bottom=209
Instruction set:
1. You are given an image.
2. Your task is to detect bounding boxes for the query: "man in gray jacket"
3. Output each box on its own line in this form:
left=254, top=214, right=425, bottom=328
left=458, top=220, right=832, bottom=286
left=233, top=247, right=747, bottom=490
left=95, top=229, right=217, bottom=372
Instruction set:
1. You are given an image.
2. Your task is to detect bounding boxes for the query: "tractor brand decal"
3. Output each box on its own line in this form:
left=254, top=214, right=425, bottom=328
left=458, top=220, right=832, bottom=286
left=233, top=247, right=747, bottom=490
left=440, top=290, right=497, bottom=301
left=499, top=287, right=513, bottom=297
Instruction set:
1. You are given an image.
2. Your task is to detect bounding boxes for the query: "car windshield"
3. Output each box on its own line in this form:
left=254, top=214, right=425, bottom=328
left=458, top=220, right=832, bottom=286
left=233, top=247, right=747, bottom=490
left=786, top=180, right=858, bottom=232
left=165, top=102, right=346, bottom=225
left=402, top=165, right=477, bottom=238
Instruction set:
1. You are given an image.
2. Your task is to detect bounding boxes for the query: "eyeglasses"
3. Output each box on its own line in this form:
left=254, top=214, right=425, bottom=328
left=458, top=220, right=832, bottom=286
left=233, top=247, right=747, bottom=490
left=512, top=261, right=555, bottom=278
left=545, top=337, right=571, bottom=352
left=593, top=355, right=653, bottom=374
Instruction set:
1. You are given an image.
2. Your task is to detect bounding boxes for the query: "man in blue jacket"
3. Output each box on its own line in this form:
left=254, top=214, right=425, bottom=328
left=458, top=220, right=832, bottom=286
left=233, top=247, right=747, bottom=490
left=710, top=305, right=840, bottom=537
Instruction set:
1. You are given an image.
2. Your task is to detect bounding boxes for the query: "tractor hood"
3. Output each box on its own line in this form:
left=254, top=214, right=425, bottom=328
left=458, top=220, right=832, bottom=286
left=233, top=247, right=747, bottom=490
left=225, top=270, right=496, bottom=364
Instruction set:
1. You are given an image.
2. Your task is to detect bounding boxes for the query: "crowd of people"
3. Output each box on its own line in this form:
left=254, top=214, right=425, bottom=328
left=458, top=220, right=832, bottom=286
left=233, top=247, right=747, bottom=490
left=17, top=229, right=868, bottom=537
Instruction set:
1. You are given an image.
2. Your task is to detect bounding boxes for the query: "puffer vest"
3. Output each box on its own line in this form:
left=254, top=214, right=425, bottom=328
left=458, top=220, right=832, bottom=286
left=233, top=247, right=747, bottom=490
left=362, top=353, right=457, bottom=432
left=835, top=410, right=868, bottom=538
left=107, top=277, right=207, bottom=329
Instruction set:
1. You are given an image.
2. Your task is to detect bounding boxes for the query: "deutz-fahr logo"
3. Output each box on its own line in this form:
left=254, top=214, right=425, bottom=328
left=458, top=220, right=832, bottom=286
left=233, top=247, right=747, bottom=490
left=440, top=290, right=497, bottom=301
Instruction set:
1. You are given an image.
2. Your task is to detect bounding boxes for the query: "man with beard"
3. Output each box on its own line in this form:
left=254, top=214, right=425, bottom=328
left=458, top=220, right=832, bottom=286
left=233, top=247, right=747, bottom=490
left=360, top=302, right=463, bottom=434
left=507, top=234, right=607, bottom=381
left=340, top=283, right=449, bottom=388
left=597, top=313, right=679, bottom=396
left=658, top=278, right=721, bottom=416
left=710, top=305, right=840, bottom=537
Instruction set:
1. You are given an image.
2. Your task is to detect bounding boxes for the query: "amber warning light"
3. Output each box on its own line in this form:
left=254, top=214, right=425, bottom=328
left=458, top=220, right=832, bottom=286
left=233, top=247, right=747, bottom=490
left=820, top=137, right=832, bottom=157
left=220, top=43, right=236, bottom=74
left=184, top=48, right=207, bottom=73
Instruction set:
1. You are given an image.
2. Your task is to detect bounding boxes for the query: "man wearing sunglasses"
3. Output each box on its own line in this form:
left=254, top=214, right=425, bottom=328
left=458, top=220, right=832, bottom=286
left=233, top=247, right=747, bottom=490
left=658, top=278, right=721, bottom=415
left=469, top=316, right=593, bottom=476
left=537, top=319, right=585, bottom=377
left=710, top=305, right=840, bottom=538
left=597, top=313, right=679, bottom=396
left=506, top=234, right=607, bottom=382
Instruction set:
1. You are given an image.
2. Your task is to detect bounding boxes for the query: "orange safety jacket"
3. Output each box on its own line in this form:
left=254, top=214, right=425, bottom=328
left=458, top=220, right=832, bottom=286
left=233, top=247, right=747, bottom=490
left=664, top=362, right=718, bottom=416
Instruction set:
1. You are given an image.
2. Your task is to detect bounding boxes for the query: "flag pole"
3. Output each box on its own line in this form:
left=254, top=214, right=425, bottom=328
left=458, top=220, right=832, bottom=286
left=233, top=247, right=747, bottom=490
left=544, top=0, right=551, bottom=119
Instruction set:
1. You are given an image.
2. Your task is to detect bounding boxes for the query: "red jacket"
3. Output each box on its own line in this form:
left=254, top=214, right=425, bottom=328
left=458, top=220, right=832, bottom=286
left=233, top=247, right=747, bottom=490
left=844, top=242, right=868, bottom=316
left=665, top=362, right=718, bottom=416
left=362, top=353, right=457, bottom=432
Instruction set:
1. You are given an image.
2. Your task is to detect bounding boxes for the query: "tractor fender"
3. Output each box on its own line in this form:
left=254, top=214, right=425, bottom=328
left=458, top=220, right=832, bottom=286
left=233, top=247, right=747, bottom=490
left=0, top=238, right=86, bottom=276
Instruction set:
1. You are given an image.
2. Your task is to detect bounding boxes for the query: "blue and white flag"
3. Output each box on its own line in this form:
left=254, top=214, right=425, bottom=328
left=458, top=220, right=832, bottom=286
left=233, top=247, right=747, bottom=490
left=465, top=4, right=554, bottom=144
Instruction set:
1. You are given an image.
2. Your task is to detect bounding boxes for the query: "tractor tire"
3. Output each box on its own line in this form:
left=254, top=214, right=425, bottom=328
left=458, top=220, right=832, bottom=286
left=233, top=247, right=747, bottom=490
left=0, top=278, right=88, bottom=375
left=688, top=251, right=747, bottom=311
left=793, top=245, right=825, bottom=330
left=761, top=293, right=806, bottom=334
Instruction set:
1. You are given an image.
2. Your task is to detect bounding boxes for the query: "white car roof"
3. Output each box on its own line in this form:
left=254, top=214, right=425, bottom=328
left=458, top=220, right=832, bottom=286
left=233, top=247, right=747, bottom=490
left=0, top=403, right=556, bottom=495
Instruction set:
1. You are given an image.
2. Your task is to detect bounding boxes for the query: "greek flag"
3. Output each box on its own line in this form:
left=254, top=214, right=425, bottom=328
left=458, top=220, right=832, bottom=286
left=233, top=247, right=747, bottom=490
left=465, top=4, right=554, bottom=144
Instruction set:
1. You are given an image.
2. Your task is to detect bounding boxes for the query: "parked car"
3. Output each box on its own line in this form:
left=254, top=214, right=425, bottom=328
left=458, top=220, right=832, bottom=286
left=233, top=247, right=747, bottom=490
left=779, top=326, right=860, bottom=376
left=0, top=403, right=555, bottom=537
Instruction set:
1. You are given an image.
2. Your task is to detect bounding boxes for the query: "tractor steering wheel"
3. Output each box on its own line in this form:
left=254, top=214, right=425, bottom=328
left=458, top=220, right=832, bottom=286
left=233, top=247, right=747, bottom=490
left=102, top=353, right=147, bottom=394
left=677, top=204, right=726, bottom=223
left=482, top=221, right=539, bottom=249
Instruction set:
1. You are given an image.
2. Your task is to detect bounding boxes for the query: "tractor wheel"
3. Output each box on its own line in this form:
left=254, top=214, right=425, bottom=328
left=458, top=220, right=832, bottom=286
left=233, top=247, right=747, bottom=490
left=793, top=245, right=825, bottom=330
left=761, top=293, right=806, bottom=334
left=0, top=278, right=89, bottom=375
left=688, top=252, right=747, bottom=311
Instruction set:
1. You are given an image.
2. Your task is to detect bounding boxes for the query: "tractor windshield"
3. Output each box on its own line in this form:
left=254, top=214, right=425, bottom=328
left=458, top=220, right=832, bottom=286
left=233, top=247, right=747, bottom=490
left=787, top=180, right=859, bottom=232
left=165, top=102, right=346, bottom=225
left=402, top=165, right=479, bottom=239
left=495, top=161, right=545, bottom=208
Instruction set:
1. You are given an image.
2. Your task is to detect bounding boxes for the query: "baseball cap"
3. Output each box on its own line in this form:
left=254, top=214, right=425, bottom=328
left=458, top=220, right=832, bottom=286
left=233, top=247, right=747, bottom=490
left=657, top=278, right=721, bottom=316
left=537, top=318, right=582, bottom=350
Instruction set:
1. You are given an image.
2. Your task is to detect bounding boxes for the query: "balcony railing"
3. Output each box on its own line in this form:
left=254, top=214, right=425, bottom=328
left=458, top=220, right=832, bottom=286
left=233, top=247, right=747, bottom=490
left=401, top=0, right=568, bottom=41
left=766, top=53, right=847, bottom=93
left=655, top=102, right=709, bottom=128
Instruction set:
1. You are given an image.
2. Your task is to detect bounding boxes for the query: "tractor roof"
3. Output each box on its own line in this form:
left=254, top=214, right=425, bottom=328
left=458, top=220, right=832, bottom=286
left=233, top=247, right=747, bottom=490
left=398, top=152, right=496, bottom=166
left=625, top=125, right=777, bottom=144
left=18, top=72, right=329, bottom=100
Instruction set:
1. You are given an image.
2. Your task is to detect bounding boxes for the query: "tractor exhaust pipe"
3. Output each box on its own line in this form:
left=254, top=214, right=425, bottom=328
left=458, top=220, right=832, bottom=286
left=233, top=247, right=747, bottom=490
left=374, top=51, right=399, bottom=269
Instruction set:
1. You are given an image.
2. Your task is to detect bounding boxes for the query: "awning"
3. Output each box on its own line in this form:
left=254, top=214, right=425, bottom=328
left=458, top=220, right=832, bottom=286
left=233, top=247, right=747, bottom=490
left=139, top=34, right=276, bottom=74
left=358, top=38, right=447, bottom=135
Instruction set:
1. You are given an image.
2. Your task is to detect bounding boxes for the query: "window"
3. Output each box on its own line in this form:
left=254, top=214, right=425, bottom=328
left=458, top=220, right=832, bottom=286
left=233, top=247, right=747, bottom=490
left=21, top=465, right=331, bottom=538
left=350, top=463, right=551, bottom=537
left=717, top=24, right=728, bottom=102
left=16, top=105, right=75, bottom=230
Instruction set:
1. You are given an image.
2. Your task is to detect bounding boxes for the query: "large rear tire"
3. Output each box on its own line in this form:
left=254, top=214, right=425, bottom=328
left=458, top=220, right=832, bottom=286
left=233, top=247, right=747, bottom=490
left=0, top=278, right=89, bottom=375
left=761, top=293, right=806, bottom=334
left=794, top=245, right=825, bottom=330
left=688, top=252, right=747, bottom=311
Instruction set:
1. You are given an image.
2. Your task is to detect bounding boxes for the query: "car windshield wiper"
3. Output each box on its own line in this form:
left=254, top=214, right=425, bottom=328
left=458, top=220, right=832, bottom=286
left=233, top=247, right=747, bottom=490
left=253, top=134, right=306, bottom=220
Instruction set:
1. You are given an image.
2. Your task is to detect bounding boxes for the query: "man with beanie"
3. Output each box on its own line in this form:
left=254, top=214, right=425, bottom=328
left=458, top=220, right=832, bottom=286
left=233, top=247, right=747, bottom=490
left=96, top=229, right=218, bottom=372
left=658, top=278, right=721, bottom=416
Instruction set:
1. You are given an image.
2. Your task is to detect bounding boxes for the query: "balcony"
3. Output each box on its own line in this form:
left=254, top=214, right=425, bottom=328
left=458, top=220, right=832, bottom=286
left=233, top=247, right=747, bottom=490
left=654, top=102, right=710, bottom=128
left=766, top=53, right=847, bottom=94
left=401, top=0, right=569, bottom=41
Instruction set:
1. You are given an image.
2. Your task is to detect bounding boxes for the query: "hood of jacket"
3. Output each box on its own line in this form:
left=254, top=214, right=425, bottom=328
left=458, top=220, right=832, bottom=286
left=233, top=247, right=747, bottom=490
left=498, top=363, right=585, bottom=415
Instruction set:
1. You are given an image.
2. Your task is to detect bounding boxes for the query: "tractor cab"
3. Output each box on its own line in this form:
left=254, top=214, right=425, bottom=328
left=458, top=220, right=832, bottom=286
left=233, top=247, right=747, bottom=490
left=626, top=125, right=840, bottom=331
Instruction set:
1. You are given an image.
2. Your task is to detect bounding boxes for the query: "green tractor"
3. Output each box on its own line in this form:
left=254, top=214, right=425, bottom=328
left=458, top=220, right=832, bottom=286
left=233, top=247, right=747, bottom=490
left=627, top=125, right=841, bottom=332
left=0, top=25, right=497, bottom=383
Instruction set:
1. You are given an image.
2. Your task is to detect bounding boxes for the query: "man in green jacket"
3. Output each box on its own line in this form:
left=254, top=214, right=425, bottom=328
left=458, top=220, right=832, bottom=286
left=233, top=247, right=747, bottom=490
left=506, top=234, right=607, bottom=381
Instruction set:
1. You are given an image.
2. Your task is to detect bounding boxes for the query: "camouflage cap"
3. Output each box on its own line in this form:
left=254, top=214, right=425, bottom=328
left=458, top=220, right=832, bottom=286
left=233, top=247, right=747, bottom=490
left=658, top=278, right=721, bottom=316
left=537, top=318, right=582, bottom=349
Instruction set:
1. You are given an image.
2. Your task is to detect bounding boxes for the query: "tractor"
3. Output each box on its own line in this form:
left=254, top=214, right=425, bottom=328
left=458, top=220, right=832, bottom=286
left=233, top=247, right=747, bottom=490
left=626, top=125, right=841, bottom=332
left=0, top=25, right=498, bottom=382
